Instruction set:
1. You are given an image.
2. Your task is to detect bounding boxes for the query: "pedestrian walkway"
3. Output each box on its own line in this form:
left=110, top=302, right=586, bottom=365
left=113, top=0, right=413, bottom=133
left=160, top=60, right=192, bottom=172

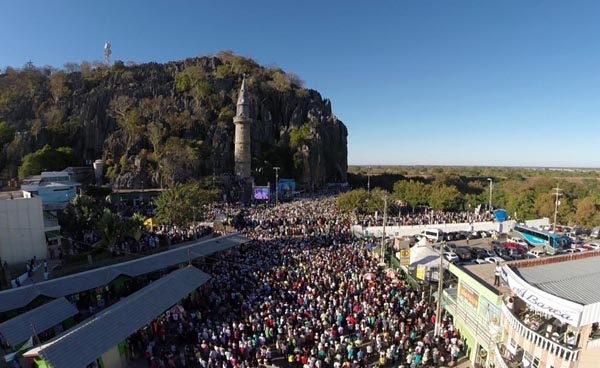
left=22, top=259, right=62, bottom=284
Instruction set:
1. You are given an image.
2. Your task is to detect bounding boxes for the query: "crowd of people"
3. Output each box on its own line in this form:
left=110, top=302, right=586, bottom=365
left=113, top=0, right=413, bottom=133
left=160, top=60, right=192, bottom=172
left=357, top=209, right=495, bottom=228
left=123, top=197, right=466, bottom=368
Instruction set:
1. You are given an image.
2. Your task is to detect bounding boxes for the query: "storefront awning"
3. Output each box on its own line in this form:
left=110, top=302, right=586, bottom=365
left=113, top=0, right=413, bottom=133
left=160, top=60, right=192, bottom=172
left=0, top=297, right=78, bottom=347
left=23, top=266, right=209, bottom=368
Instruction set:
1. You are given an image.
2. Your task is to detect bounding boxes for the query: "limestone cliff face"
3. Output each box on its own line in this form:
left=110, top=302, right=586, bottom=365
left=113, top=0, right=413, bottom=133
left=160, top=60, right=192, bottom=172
left=0, top=54, right=348, bottom=188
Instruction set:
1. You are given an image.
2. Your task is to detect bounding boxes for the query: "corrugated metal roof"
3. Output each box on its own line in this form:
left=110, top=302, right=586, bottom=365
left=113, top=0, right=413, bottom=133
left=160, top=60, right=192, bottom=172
left=0, top=233, right=248, bottom=312
left=515, top=256, right=600, bottom=305
left=0, top=297, right=78, bottom=347
left=25, top=266, right=209, bottom=368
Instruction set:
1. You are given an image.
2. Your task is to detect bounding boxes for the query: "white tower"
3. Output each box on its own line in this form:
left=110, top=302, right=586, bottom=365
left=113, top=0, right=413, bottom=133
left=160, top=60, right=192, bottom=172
left=104, top=41, right=112, bottom=65
left=233, top=76, right=252, bottom=179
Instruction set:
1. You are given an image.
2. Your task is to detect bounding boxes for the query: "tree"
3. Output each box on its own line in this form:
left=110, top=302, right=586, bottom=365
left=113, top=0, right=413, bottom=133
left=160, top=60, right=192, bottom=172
left=336, top=189, right=370, bottom=214
left=159, top=137, right=200, bottom=186
left=429, top=183, right=461, bottom=211
left=534, top=193, right=555, bottom=219
left=49, top=71, right=71, bottom=103
left=96, top=208, right=125, bottom=250
left=18, top=145, right=78, bottom=180
left=573, top=197, right=598, bottom=228
left=59, top=195, right=97, bottom=235
left=289, top=124, right=312, bottom=149
left=154, top=183, right=218, bottom=227
left=393, top=180, right=430, bottom=212
left=126, top=213, right=146, bottom=242
left=0, top=121, right=16, bottom=146
left=365, top=188, right=391, bottom=214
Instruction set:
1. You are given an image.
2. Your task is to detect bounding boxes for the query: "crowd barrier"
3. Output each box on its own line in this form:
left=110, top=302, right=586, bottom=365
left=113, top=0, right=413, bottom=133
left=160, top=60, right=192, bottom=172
left=352, top=218, right=550, bottom=238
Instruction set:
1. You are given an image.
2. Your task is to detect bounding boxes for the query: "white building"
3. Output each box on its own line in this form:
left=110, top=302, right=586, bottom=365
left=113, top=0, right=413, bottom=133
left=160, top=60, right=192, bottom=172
left=0, top=191, right=48, bottom=264
left=21, top=171, right=80, bottom=209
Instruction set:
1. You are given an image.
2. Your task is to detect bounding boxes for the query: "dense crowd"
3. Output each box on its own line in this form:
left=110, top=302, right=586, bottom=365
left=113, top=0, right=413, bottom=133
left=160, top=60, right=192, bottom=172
left=123, top=197, right=465, bottom=368
left=357, top=210, right=495, bottom=227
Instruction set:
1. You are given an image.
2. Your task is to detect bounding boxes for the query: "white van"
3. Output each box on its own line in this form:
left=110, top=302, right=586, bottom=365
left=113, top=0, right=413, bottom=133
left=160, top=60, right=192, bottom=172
left=591, top=227, right=600, bottom=239
left=421, top=228, right=444, bottom=242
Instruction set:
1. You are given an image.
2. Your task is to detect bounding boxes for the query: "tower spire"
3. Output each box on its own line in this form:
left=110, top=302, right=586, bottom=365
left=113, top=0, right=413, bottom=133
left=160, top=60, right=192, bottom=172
left=233, top=75, right=252, bottom=179
left=237, top=74, right=248, bottom=106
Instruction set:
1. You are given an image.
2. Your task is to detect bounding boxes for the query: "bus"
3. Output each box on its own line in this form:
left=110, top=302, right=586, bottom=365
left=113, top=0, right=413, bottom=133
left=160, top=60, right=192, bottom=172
left=513, top=224, right=571, bottom=255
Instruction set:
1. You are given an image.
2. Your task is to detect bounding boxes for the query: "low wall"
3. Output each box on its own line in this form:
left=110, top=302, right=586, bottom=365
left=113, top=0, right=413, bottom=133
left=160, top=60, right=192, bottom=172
left=353, top=218, right=550, bottom=238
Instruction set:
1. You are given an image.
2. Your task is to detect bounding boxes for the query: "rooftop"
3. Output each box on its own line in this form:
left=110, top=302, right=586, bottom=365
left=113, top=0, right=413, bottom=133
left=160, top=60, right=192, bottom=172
left=0, top=191, right=25, bottom=200
left=461, top=262, right=511, bottom=295
left=514, top=252, right=600, bottom=305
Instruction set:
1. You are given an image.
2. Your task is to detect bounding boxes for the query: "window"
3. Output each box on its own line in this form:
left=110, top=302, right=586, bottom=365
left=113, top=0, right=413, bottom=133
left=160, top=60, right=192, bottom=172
left=523, top=352, right=541, bottom=368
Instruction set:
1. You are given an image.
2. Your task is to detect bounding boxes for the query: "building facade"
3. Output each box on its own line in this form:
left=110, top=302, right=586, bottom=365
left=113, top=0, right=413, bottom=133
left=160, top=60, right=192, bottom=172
left=443, top=263, right=503, bottom=367
left=444, top=253, right=600, bottom=368
left=0, top=192, right=48, bottom=264
left=21, top=171, right=80, bottom=207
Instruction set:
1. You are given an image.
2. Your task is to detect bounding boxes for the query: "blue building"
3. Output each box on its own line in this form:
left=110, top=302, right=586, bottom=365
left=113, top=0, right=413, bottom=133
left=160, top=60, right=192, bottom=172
left=21, top=171, right=80, bottom=207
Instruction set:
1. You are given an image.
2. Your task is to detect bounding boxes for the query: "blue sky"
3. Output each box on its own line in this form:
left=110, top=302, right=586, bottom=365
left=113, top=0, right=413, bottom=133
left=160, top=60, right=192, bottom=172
left=2, top=0, right=600, bottom=167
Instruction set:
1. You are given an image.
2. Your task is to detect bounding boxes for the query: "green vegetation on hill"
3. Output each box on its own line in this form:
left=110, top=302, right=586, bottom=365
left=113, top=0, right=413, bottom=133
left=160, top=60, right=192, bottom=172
left=343, top=166, right=600, bottom=227
left=0, top=52, right=348, bottom=188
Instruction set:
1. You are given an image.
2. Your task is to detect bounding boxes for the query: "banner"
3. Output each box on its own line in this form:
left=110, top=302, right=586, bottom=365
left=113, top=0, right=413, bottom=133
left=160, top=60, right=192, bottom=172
left=459, top=283, right=479, bottom=310
left=416, top=265, right=426, bottom=280
left=501, top=266, right=583, bottom=326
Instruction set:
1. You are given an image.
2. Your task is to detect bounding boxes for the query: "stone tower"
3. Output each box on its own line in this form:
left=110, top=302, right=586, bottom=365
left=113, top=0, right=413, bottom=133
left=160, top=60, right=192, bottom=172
left=233, top=76, right=252, bottom=179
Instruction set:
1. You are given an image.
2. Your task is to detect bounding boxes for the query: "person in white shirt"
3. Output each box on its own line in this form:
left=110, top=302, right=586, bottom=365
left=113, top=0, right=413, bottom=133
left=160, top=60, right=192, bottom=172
left=494, top=262, right=502, bottom=286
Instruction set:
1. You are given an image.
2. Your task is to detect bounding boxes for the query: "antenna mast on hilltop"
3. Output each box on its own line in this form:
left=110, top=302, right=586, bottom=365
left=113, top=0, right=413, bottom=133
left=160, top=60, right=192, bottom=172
left=104, top=41, right=112, bottom=65
left=552, top=185, right=563, bottom=233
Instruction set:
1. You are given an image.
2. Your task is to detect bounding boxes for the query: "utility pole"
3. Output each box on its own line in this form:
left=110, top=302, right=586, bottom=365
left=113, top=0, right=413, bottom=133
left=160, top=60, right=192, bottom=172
left=434, top=241, right=445, bottom=337
left=552, top=185, right=563, bottom=233
left=381, top=195, right=388, bottom=266
left=273, top=167, right=280, bottom=206
left=367, top=172, right=371, bottom=193
left=487, top=178, right=493, bottom=212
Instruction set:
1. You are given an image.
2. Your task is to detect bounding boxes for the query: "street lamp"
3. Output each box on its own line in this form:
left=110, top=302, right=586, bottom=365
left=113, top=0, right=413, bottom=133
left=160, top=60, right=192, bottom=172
left=487, top=178, right=493, bottom=212
left=273, top=167, right=280, bottom=206
left=367, top=167, right=372, bottom=193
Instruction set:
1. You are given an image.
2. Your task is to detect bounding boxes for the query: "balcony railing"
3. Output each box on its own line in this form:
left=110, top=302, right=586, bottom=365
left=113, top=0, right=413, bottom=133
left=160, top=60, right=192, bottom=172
left=501, top=304, right=580, bottom=362
left=494, top=343, right=511, bottom=368
left=443, top=289, right=496, bottom=348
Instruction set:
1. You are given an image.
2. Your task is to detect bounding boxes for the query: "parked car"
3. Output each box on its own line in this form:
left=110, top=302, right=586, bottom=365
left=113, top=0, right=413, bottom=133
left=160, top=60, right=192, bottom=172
left=509, top=237, right=529, bottom=247
left=569, top=227, right=589, bottom=237
left=454, top=247, right=472, bottom=261
left=505, top=242, right=528, bottom=255
left=453, top=231, right=467, bottom=240
left=527, top=247, right=546, bottom=258
left=472, top=259, right=488, bottom=264
left=478, top=230, right=491, bottom=238
left=444, top=252, right=459, bottom=263
left=460, top=231, right=475, bottom=240
left=493, top=242, right=507, bottom=254
left=469, top=248, right=489, bottom=260
left=582, top=243, right=600, bottom=251
left=559, top=248, right=586, bottom=255
left=484, top=256, right=505, bottom=264
left=482, top=249, right=498, bottom=258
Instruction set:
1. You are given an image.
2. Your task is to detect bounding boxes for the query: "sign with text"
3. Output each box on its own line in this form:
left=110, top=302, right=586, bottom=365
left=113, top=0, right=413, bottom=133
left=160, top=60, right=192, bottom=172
left=459, top=282, right=480, bottom=310
left=501, top=266, right=583, bottom=326
left=399, top=248, right=410, bottom=266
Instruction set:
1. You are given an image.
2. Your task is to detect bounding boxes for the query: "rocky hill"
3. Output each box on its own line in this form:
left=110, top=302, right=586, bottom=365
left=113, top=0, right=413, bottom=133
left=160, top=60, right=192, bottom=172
left=0, top=52, right=347, bottom=189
